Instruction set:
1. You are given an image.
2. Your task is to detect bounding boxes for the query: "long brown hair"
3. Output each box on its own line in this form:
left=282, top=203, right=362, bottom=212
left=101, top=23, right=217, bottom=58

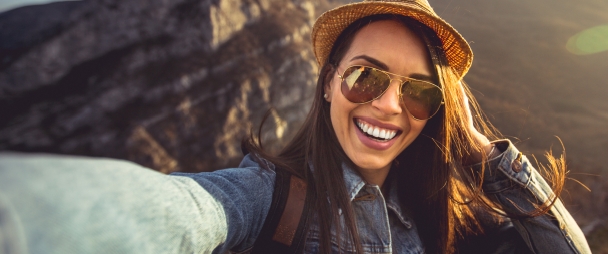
left=243, top=14, right=566, bottom=254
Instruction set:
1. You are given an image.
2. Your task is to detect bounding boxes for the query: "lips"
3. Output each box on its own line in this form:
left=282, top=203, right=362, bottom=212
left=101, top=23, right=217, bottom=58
left=356, top=119, right=398, bottom=141
left=353, top=118, right=401, bottom=151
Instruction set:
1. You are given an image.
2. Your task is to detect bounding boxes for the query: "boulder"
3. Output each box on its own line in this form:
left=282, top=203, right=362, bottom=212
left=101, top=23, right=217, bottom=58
left=0, top=0, right=330, bottom=173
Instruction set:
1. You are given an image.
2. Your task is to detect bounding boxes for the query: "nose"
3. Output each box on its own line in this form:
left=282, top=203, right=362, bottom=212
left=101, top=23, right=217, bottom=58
left=370, top=80, right=403, bottom=115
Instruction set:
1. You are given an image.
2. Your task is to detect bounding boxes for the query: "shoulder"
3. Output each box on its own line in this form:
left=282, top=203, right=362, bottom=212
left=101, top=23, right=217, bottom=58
left=170, top=154, right=280, bottom=252
left=171, top=154, right=277, bottom=188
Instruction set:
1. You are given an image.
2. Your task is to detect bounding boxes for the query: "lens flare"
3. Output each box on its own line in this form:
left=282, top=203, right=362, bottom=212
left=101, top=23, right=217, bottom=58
left=566, top=25, right=608, bottom=55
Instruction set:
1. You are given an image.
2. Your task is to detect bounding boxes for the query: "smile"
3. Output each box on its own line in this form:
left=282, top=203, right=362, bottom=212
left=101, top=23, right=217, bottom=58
left=355, top=119, right=399, bottom=141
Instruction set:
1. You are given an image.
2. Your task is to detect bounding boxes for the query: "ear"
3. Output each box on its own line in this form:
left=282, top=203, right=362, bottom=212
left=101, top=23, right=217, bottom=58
left=323, top=64, right=336, bottom=102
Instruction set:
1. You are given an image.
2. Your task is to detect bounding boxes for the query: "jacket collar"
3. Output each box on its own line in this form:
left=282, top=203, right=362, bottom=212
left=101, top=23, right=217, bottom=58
left=342, top=163, right=413, bottom=229
left=342, top=162, right=367, bottom=201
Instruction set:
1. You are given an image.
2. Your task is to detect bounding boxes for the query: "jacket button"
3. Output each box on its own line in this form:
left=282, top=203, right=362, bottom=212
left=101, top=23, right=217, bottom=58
left=511, top=160, right=522, bottom=173
left=511, top=152, right=523, bottom=173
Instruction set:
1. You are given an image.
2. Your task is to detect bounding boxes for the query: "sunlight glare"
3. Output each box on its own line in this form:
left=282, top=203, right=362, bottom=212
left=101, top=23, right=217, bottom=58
left=566, top=25, right=608, bottom=55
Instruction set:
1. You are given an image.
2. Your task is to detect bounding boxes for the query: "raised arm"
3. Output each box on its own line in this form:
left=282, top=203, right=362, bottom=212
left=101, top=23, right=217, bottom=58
left=459, top=80, right=590, bottom=253
left=472, top=141, right=591, bottom=253
left=0, top=153, right=273, bottom=254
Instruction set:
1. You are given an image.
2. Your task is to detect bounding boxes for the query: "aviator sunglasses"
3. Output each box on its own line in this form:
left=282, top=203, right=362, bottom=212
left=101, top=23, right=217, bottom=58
left=338, top=65, right=444, bottom=120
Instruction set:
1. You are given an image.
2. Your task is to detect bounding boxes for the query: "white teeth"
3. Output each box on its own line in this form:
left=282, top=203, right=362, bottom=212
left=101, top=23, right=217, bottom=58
left=372, top=127, right=380, bottom=137
left=388, top=131, right=396, bottom=139
left=356, top=120, right=398, bottom=140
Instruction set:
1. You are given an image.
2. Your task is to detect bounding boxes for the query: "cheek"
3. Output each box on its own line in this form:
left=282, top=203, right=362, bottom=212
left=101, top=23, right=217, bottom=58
left=329, top=98, right=352, bottom=130
left=329, top=79, right=349, bottom=121
left=409, top=121, right=427, bottom=140
left=398, top=116, right=427, bottom=148
left=329, top=93, right=359, bottom=144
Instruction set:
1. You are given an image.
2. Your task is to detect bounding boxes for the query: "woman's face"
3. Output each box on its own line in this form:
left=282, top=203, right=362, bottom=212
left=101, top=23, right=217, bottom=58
left=325, top=20, right=433, bottom=182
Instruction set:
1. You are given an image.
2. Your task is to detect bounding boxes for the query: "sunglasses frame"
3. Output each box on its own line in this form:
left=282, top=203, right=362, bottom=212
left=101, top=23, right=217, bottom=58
left=337, top=65, right=445, bottom=121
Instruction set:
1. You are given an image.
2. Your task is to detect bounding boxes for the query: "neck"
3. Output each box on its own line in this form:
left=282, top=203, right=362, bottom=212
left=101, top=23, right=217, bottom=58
left=357, top=164, right=391, bottom=188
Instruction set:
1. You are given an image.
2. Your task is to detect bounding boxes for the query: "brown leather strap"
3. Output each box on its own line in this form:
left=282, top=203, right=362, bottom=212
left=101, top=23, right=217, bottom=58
left=272, top=175, right=307, bottom=246
left=250, top=168, right=313, bottom=254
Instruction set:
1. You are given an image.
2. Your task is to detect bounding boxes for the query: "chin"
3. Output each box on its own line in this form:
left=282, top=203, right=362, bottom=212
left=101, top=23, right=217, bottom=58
left=352, top=157, right=392, bottom=172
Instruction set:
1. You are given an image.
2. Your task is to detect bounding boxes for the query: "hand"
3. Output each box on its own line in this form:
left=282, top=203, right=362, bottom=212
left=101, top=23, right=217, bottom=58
left=460, top=81, right=494, bottom=165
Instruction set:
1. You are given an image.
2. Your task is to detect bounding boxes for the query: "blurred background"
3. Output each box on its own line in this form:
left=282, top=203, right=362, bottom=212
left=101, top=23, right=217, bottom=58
left=0, top=0, right=606, bottom=252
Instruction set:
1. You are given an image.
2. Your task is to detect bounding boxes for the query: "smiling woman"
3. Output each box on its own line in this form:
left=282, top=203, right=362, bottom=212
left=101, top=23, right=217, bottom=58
left=324, top=20, right=431, bottom=183
left=0, top=0, right=593, bottom=253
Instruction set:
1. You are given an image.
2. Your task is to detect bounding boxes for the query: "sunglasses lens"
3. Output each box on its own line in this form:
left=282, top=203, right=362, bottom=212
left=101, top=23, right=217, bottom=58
left=339, top=65, right=443, bottom=120
left=401, top=81, right=443, bottom=120
left=340, top=66, right=391, bottom=103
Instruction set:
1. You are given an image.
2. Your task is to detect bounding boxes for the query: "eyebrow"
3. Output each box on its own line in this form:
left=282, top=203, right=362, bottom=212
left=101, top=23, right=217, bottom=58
left=349, top=54, right=435, bottom=83
left=350, top=55, right=388, bottom=70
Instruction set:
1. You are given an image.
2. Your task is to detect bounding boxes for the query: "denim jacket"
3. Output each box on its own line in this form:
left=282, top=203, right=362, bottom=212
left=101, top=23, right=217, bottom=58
left=175, top=139, right=590, bottom=253
left=0, top=140, right=591, bottom=254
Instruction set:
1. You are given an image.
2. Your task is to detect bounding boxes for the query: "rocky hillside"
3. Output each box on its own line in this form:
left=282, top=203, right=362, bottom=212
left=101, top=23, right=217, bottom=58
left=1, top=0, right=607, bottom=251
left=2, top=0, right=606, bottom=174
left=0, top=0, right=331, bottom=173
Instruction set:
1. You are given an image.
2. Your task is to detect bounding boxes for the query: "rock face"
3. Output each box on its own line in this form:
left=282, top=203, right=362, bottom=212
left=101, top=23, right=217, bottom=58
left=0, top=0, right=331, bottom=173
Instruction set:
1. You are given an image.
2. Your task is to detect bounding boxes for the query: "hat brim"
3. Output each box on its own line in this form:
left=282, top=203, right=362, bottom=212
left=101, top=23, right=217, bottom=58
left=311, top=1, right=473, bottom=79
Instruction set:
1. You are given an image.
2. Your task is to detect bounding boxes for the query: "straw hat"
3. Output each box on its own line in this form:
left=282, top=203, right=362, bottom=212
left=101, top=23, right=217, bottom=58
left=311, top=0, right=473, bottom=79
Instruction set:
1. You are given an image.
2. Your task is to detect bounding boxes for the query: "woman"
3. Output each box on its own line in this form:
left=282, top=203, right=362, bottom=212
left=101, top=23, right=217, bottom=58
left=0, top=0, right=591, bottom=253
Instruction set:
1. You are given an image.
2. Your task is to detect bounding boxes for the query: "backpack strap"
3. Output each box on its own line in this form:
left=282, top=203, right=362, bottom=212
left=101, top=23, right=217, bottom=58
left=250, top=168, right=314, bottom=253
